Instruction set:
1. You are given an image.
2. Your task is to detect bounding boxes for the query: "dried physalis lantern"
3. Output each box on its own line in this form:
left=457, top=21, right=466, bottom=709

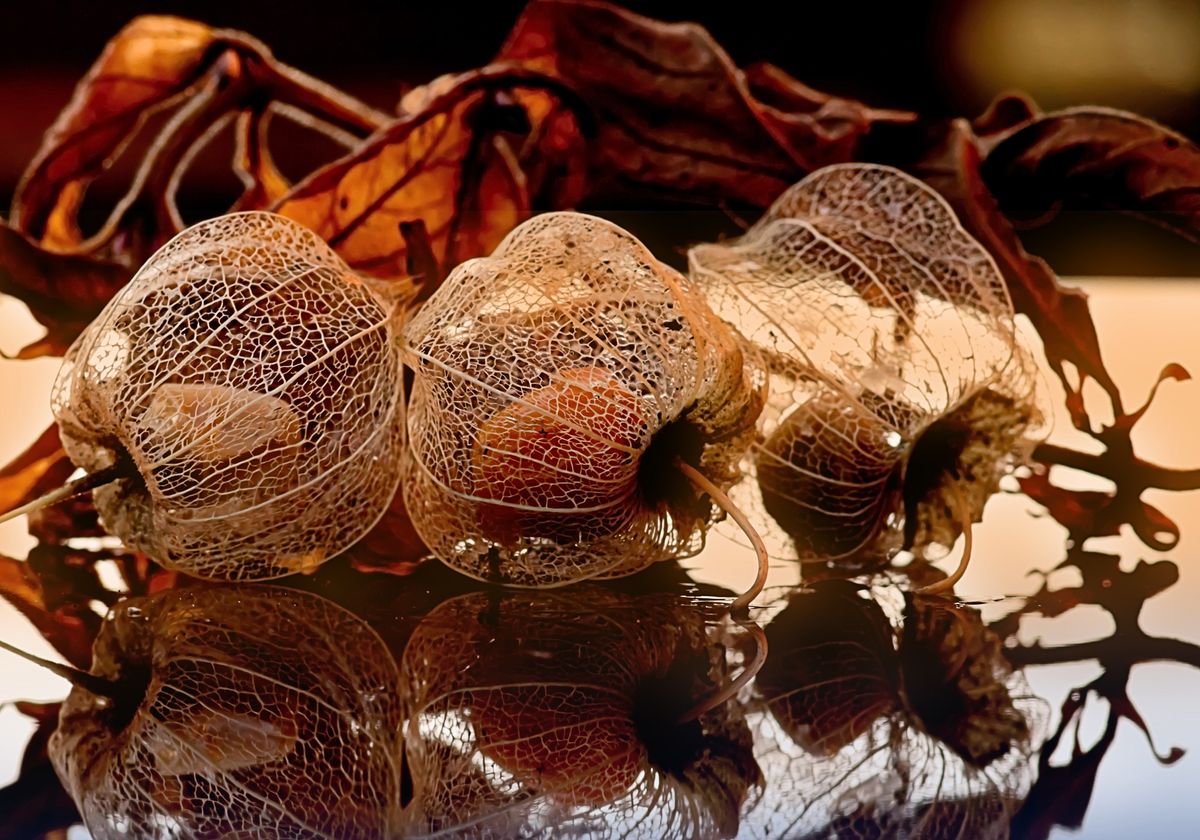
left=402, top=211, right=768, bottom=603
left=0, top=212, right=405, bottom=580
left=689, top=164, right=1041, bottom=590
left=0, top=585, right=404, bottom=839
left=399, top=588, right=763, bottom=838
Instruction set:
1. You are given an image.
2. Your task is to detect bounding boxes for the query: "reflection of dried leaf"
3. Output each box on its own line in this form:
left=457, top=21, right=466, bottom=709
left=995, top=551, right=1195, bottom=838
left=401, top=588, right=761, bottom=839
left=0, top=702, right=80, bottom=840
left=979, top=107, right=1200, bottom=240
left=51, top=585, right=404, bottom=840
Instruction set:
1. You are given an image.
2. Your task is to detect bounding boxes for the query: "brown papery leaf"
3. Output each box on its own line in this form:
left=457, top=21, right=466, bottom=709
left=50, top=585, right=404, bottom=840
left=11, top=16, right=218, bottom=247
left=0, top=224, right=130, bottom=358
left=11, top=15, right=385, bottom=265
left=52, top=212, right=405, bottom=580
left=979, top=107, right=1200, bottom=240
left=275, top=67, right=581, bottom=283
left=909, top=120, right=1121, bottom=427
left=745, top=581, right=1036, bottom=839
left=498, top=0, right=804, bottom=206
left=399, top=588, right=761, bottom=839
left=402, top=211, right=763, bottom=587
left=690, top=164, right=1041, bottom=561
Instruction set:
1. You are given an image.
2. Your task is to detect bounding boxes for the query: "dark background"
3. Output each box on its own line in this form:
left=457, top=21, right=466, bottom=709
left=2, top=0, right=1198, bottom=274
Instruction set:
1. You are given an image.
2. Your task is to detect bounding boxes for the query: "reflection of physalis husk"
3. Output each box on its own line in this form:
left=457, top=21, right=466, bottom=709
left=901, top=594, right=1032, bottom=767
left=50, top=585, right=404, bottom=840
left=745, top=582, right=1036, bottom=839
left=688, top=163, right=1042, bottom=563
left=400, top=588, right=762, bottom=839
left=402, top=212, right=766, bottom=588
left=52, top=212, right=406, bottom=581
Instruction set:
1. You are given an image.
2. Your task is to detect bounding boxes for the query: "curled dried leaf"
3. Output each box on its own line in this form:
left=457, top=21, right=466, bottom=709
left=399, top=588, right=761, bottom=838
left=276, top=67, right=580, bottom=284
left=497, top=0, right=913, bottom=206
left=402, top=211, right=764, bottom=586
left=690, top=164, right=1041, bottom=562
left=48, top=211, right=405, bottom=580
left=978, top=106, right=1200, bottom=240
left=0, top=223, right=131, bottom=358
left=49, top=585, right=404, bottom=839
left=11, top=16, right=218, bottom=247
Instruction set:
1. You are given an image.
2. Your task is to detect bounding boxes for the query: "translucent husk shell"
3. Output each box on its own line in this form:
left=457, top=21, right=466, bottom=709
left=689, top=164, right=1042, bottom=561
left=402, top=211, right=764, bottom=587
left=51, top=212, right=406, bottom=580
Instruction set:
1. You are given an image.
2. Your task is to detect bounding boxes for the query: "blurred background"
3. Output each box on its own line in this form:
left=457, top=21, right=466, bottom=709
left=0, top=0, right=1197, bottom=274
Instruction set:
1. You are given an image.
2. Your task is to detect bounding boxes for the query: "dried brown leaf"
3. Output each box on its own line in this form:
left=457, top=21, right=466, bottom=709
left=913, top=120, right=1124, bottom=422
left=979, top=107, right=1200, bottom=239
left=0, top=554, right=97, bottom=670
left=275, top=67, right=579, bottom=283
left=0, top=224, right=130, bottom=358
left=11, top=16, right=218, bottom=246
left=0, top=425, right=72, bottom=513
left=497, top=0, right=806, bottom=206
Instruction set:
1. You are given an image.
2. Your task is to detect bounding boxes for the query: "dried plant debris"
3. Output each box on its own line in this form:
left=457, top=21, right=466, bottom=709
left=47, top=212, right=405, bottom=579
left=399, top=588, right=762, bottom=839
left=276, top=67, right=585, bottom=284
left=690, top=164, right=1041, bottom=563
left=744, top=580, right=1038, bottom=839
left=48, top=585, right=404, bottom=840
left=403, top=211, right=764, bottom=587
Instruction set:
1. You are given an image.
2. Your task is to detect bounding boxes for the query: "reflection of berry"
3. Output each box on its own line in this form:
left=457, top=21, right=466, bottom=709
left=472, top=366, right=649, bottom=544
left=468, top=685, right=643, bottom=808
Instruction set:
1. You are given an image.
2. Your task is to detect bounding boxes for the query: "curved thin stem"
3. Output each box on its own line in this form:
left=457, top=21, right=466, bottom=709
left=675, top=458, right=768, bottom=613
left=916, top=483, right=974, bottom=596
left=0, top=639, right=117, bottom=699
left=675, top=618, right=767, bottom=724
left=0, top=460, right=131, bottom=527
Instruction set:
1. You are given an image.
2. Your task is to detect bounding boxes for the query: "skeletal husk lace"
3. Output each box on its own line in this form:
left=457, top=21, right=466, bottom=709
left=402, top=211, right=765, bottom=587
left=51, top=211, right=406, bottom=580
left=689, top=164, right=1042, bottom=563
